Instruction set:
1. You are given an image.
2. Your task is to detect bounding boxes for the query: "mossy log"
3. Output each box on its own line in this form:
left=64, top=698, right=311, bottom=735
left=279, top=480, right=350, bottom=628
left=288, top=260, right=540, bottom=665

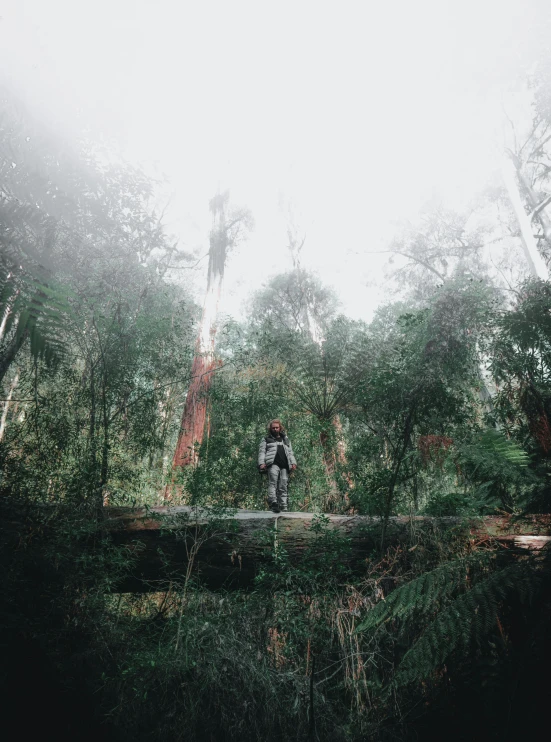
left=104, top=507, right=551, bottom=592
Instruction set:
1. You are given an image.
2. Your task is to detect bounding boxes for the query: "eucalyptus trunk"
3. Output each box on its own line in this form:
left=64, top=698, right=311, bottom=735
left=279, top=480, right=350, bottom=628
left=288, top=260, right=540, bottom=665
left=172, top=193, right=229, bottom=471
left=100, top=369, right=110, bottom=506
left=502, top=153, right=549, bottom=279
left=0, top=327, right=27, bottom=386
left=0, top=369, right=19, bottom=442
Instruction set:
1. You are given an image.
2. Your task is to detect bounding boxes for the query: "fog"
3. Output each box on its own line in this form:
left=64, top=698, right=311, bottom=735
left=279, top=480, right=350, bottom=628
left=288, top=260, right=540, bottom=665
left=1, top=0, right=547, bottom=317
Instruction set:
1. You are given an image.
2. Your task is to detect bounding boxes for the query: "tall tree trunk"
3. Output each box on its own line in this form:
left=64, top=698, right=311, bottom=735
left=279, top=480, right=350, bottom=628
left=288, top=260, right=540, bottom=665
left=513, top=157, right=551, bottom=249
left=0, top=328, right=27, bottom=386
left=319, top=427, right=338, bottom=510
left=172, top=353, right=217, bottom=468
left=0, top=289, right=19, bottom=343
left=89, top=362, right=98, bottom=503
left=0, top=369, right=19, bottom=442
left=100, top=369, right=110, bottom=506
left=502, top=153, right=550, bottom=279
left=380, top=401, right=417, bottom=549
left=333, top=414, right=352, bottom=502
left=172, top=192, right=230, bottom=472
left=319, top=418, right=351, bottom=512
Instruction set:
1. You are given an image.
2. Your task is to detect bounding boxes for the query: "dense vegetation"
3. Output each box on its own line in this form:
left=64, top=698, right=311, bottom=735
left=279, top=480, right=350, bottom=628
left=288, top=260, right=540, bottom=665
left=2, top=73, right=551, bottom=741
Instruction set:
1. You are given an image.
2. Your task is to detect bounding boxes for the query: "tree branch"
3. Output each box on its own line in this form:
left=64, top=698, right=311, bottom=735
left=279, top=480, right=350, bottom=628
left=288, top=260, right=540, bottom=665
left=362, top=249, right=446, bottom=281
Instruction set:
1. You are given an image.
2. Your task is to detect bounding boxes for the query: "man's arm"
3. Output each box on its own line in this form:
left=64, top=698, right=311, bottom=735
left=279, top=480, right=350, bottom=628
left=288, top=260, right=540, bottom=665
left=258, top=438, right=267, bottom=470
left=286, top=437, right=297, bottom=469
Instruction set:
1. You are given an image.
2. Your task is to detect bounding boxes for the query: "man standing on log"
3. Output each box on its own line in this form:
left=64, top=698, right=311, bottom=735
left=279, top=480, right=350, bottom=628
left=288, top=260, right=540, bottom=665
left=258, top=419, right=297, bottom=513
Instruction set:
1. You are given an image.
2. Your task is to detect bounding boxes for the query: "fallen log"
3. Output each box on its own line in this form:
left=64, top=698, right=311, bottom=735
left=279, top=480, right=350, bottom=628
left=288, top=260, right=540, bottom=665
left=104, top=507, right=551, bottom=591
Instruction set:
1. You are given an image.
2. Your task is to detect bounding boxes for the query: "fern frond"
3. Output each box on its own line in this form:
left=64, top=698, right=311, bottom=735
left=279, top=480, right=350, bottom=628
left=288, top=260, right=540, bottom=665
left=477, top=429, right=529, bottom=467
left=355, top=555, right=488, bottom=633
left=0, top=268, right=74, bottom=367
left=395, top=561, right=539, bottom=685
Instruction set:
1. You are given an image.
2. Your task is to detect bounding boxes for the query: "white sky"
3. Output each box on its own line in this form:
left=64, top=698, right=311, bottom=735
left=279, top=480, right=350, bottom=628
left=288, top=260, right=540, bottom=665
left=0, top=0, right=548, bottom=320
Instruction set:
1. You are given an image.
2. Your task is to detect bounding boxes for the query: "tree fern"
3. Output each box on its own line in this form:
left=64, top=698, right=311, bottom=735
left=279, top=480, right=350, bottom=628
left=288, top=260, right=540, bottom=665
left=357, top=553, right=546, bottom=686
left=1, top=195, right=75, bottom=373
left=450, top=428, right=533, bottom=511
left=277, top=317, right=371, bottom=420
left=0, top=255, right=74, bottom=374
left=395, top=561, right=540, bottom=684
left=355, top=555, right=488, bottom=633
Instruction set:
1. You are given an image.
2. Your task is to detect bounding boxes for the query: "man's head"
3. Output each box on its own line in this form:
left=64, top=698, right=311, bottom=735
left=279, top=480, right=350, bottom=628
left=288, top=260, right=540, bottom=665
left=268, top=419, right=285, bottom=437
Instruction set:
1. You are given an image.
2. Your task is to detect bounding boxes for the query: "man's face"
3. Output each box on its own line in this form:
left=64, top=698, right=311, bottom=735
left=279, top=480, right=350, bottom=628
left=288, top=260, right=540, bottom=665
left=271, top=423, right=281, bottom=436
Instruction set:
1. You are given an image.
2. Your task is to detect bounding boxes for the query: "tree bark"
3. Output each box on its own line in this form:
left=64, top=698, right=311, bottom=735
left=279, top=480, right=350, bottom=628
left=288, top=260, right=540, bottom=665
left=0, top=328, right=27, bottom=386
left=171, top=193, right=229, bottom=473
left=103, top=507, right=551, bottom=591
left=172, top=354, right=217, bottom=468
left=380, top=401, right=417, bottom=549
left=502, top=153, right=550, bottom=278
left=88, top=361, right=99, bottom=504
left=100, top=369, right=110, bottom=506
left=319, top=427, right=339, bottom=508
left=0, top=369, right=19, bottom=441
left=514, top=159, right=551, bottom=249
left=319, top=418, right=351, bottom=510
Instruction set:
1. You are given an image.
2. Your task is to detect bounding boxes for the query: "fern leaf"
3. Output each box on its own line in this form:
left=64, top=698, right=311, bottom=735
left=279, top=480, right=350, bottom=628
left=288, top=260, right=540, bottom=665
left=356, top=555, right=488, bottom=633
left=395, top=562, right=540, bottom=685
left=477, top=429, right=529, bottom=467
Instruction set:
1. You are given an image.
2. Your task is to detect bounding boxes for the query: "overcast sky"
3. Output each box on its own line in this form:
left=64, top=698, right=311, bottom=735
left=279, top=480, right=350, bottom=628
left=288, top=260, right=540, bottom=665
left=1, top=1, right=548, bottom=319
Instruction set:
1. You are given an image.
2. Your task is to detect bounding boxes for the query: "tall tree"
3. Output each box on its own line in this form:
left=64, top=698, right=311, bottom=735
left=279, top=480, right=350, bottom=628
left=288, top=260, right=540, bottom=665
left=500, top=67, right=551, bottom=277
left=278, top=318, right=367, bottom=509
left=0, top=85, right=174, bottom=388
left=353, top=278, right=492, bottom=544
left=172, top=192, right=253, bottom=471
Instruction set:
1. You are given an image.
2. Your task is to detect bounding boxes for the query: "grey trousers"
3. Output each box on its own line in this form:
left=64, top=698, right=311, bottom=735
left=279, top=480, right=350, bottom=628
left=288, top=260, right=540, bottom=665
left=267, top=465, right=289, bottom=509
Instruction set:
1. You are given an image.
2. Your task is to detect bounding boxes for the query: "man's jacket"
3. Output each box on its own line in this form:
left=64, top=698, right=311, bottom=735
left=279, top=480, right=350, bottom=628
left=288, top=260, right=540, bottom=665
left=258, top=434, right=297, bottom=469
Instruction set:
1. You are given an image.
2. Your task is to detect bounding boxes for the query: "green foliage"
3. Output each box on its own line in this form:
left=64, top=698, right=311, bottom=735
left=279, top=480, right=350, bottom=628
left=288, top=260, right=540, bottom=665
left=277, top=316, right=370, bottom=421
left=0, top=86, right=198, bottom=510
left=248, top=268, right=339, bottom=337
left=255, top=512, right=353, bottom=594
left=486, top=280, right=551, bottom=510
left=357, top=551, right=546, bottom=688
left=348, top=278, right=493, bottom=520
left=394, top=561, right=539, bottom=685
left=476, top=429, right=530, bottom=466
left=0, top=267, right=74, bottom=369
left=356, top=556, right=486, bottom=632
left=453, top=429, right=535, bottom=512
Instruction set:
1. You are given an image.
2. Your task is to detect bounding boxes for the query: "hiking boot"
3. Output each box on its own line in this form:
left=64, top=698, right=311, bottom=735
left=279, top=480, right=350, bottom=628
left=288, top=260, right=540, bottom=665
left=269, top=502, right=280, bottom=513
